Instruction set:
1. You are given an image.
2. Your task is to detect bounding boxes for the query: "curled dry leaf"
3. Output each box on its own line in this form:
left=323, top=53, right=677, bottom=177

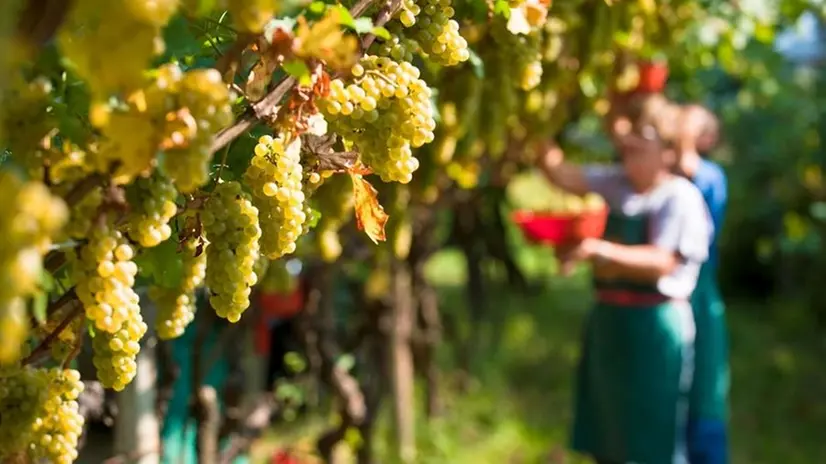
left=349, top=171, right=388, bottom=244
left=246, top=26, right=296, bottom=101
left=301, top=133, right=358, bottom=172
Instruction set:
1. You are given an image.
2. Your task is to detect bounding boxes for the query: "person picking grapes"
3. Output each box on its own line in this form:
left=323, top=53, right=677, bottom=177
left=675, top=103, right=729, bottom=464
left=536, top=94, right=713, bottom=464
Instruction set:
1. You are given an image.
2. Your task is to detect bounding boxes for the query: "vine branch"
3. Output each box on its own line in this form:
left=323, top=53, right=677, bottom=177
left=22, top=288, right=81, bottom=366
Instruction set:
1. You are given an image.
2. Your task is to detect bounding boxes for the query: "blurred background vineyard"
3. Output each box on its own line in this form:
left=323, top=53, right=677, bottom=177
left=249, top=9, right=826, bottom=460
left=6, top=0, right=826, bottom=463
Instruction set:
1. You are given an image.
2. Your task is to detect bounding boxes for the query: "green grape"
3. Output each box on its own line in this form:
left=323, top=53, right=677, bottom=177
left=63, top=187, right=103, bottom=240
left=321, top=56, right=435, bottom=183
left=150, top=236, right=207, bottom=339
left=490, top=17, right=544, bottom=91
left=58, top=0, right=168, bottom=98
left=36, top=304, right=84, bottom=364
left=228, top=0, right=277, bottom=33
left=162, top=68, right=234, bottom=193
left=202, top=182, right=261, bottom=322
left=124, top=0, right=179, bottom=27
left=70, top=223, right=140, bottom=334
left=47, top=142, right=95, bottom=187
left=91, top=304, right=147, bottom=391
left=28, top=368, right=85, bottom=464
left=244, top=134, right=306, bottom=259
left=396, top=0, right=421, bottom=28
left=0, top=299, right=28, bottom=366
left=373, top=25, right=419, bottom=62
left=0, top=172, right=68, bottom=364
left=0, top=74, right=54, bottom=164
left=92, top=105, right=162, bottom=185
left=311, top=174, right=354, bottom=262
left=126, top=173, right=178, bottom=248
left=0, top=367, right=51, bottom=456
left=404, top=0, right=469, bottom=66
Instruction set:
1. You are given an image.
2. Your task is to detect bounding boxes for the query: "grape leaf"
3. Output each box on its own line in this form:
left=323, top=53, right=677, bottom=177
left=467, top=49, right=485, bottom=78
left=134, top=239, right=185, bottom=289
left=494, top=0, right=511, bottom=19
left=352, top=17, right=374, bottom=34
left=349, top=172, right=388, bottom=243
left=283, top=59, right=312, bottom=86
left=308, top=1, right=326, bottom=14
left=32, top=291, right=48, bottom=325
left=32, top=270, right=56, bottom=324
left=162, top=14, right=204, bottom=60
left=371, top=26, right=391, bottom=41
left=330, top=4, right=355, bottom=28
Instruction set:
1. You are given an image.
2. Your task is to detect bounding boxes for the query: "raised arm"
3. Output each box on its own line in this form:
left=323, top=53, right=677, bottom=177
left=535, top=141, right=590, bottom=196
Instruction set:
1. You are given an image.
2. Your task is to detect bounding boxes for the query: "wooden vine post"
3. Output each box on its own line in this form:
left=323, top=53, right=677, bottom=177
left=114, top=291, right=161, bottom=464
left=389, top=258, right=416, bottom=463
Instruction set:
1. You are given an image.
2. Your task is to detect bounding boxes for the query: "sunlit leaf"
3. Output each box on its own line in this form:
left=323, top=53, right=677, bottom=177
left=283, top=59, right=312, bottom=86
left=352, top=17, right=374, bottom=34
left=371, top=26, right=391, bottom=41
left=349, top=172, right=388, bottom=243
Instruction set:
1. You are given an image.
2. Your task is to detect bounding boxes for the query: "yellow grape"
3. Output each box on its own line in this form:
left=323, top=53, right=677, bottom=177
left=202, top=181, right=261, bottom=322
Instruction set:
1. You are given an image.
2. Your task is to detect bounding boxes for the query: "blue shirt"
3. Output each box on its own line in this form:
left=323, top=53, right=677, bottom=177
left=691, top=158, right=727, bottom=270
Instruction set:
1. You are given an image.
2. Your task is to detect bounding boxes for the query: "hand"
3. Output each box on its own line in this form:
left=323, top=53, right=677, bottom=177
left=536, top=140, right=564, bottom=171
left=556, top=238, right=604, bottom=276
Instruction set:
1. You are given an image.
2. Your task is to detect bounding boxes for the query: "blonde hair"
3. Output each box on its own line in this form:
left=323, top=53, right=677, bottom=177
left=624, top=93, right=681, bottom=145
left=682, top=104, right=720, bottom=153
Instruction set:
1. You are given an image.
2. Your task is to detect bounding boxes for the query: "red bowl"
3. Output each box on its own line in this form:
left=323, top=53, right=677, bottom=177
left=636, top=61, right=669, bottom=93
left=512, top=208, right=608, bottom=246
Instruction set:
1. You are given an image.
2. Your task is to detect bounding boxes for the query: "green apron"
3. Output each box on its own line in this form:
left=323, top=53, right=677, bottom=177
left=572, top=211, right=694, bottom=464
left=688, top=263, right=729, bottom=421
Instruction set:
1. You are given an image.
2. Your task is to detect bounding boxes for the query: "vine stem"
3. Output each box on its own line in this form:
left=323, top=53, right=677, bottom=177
left=22, top=288, right=81, bottom=366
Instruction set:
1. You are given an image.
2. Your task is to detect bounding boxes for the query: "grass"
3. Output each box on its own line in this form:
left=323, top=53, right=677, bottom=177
left=251, top=245, right=826, bottom=464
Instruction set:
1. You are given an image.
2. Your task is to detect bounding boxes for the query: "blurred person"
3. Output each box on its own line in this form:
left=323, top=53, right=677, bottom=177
left=675, top=104, right=729, bottom=464
left=536, top=94, right=713, bottom=464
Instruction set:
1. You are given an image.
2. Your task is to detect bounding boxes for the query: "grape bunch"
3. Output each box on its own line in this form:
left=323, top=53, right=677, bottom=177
left=63, top=187, right=103, bottom=240
left=1, top=75, right=54, bottom=168
left=244, top=134, right=306, bottom=259
left=311, top=174, right=354, bottom=262
left=227, top=0, right=277, bottom=33
left=0, top=367, right=51, bottom=456
left=126, top=173, right=179, bottom=248
left=91, top=102, right=163, bottom=185
left=70, top=223, right=140, bottom=334
left=90, top=64, right=233, bottom=189
left=373, top=25, right=419, bottom=62
left=91, top=303, right=147, bottom=391
left=0, top=172, right=68, bottom=363
left=321, top=56, right=435, bottom=183
left=161, top=67, right=234, bottom=193
left=150, top=236, right=207, bottom=339
left=202, top=181, right=262, bottom=322
left=403, top=0, right=470, bottom=66
left=58, top=0, right=173, bottom=98
left=0, top=367, right=84, bottom=463
left=28, top=369, right=85, bottom=464
left=490, top=18, right=544, bottom=91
